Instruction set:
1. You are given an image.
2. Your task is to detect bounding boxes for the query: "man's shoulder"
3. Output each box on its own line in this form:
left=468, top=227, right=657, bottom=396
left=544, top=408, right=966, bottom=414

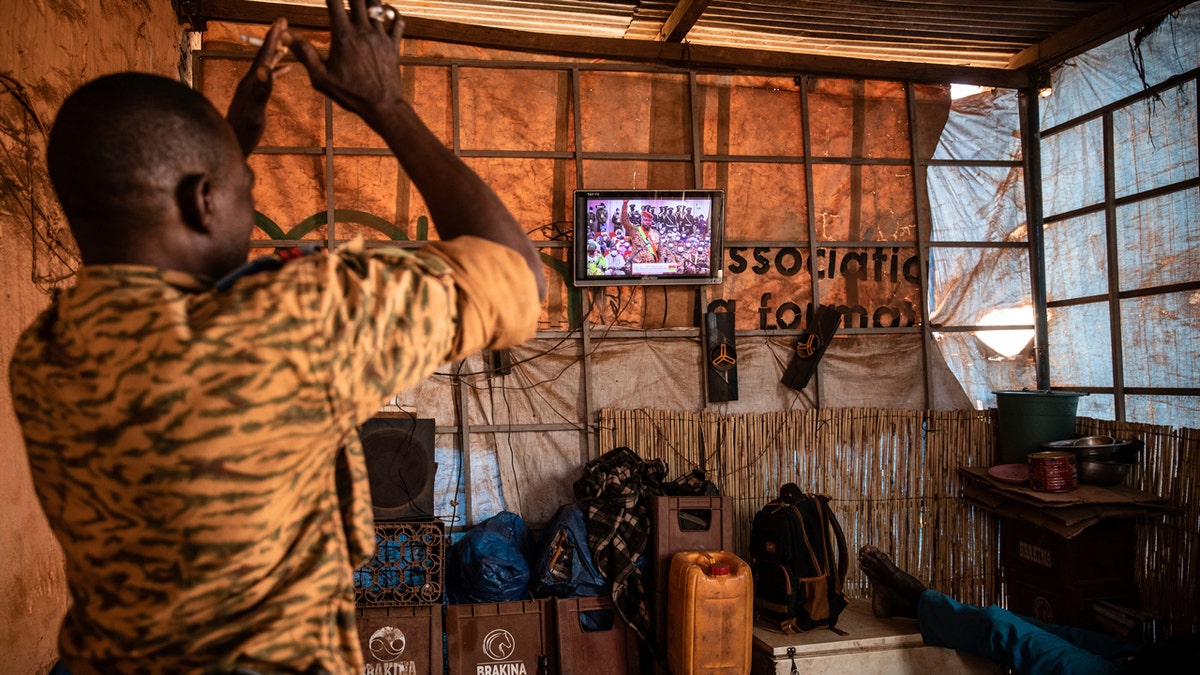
left=216, top=245, right=323, bottom=291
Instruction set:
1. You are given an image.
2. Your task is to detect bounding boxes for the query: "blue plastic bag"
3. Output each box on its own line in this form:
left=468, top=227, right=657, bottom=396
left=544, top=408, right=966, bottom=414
left=446, top=511, right=531, bottom=603
left=530, top=503, right=610, bottom=598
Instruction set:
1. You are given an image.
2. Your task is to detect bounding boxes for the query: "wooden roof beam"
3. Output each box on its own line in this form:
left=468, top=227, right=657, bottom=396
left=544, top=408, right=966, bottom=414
left=659, top=0, right=713, bottom=43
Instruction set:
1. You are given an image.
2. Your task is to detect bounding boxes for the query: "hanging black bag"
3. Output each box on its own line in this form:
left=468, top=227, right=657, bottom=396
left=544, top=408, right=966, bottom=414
left=748, top=483, right=850, bottom=634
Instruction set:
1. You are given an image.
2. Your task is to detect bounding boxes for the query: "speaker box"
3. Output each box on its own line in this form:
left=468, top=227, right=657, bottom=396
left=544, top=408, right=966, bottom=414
left=361, top=415, right=436, bottom=521
left=704, top=309, right=738, bottom=403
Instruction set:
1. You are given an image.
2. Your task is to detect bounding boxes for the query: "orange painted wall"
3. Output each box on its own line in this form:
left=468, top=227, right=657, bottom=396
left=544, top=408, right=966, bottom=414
left=0, top=2, right=182, bottom=671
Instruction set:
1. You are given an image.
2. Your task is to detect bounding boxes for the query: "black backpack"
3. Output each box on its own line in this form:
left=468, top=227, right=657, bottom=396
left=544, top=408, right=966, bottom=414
left=749, top=484, right=850, bottom=634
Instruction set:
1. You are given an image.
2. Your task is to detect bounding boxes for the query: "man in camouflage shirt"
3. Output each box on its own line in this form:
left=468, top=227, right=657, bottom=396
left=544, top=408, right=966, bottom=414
left=8, top=2, right=545, bottom=673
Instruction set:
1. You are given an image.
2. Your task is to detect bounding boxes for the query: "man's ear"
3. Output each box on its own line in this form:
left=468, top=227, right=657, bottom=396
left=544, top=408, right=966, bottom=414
left=176, top=173, right=214, bottom=235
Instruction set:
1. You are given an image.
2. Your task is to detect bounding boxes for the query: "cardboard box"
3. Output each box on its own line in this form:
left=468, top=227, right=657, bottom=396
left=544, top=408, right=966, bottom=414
left=1005, top=568, right=1139, bottom=631
left=1000, top=517, right=1135, bottom=587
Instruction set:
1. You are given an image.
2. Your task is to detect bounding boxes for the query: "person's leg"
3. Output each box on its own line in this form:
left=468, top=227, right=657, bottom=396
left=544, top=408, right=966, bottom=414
left=1019, top=614, right=1141, bottom=661
left=917, top=590, right=1127, bottom=675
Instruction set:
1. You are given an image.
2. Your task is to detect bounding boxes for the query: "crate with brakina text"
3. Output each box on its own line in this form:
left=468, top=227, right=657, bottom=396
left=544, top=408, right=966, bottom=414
left=447, top=599, right=556, bottom=675
left=355, top=605, right=442, bottom=675
left=354, top=520, right=445, bottom=607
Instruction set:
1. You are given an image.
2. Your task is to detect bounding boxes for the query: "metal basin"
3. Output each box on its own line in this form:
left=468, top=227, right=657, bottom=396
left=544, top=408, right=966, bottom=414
left=1077, top=458, right=1132, bottom=486
left=1042, top=438, right=1142, bottom=462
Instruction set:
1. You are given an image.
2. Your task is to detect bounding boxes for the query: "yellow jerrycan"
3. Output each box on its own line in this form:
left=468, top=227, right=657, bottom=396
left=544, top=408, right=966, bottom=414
left=666, top=550, right=753, bottom=675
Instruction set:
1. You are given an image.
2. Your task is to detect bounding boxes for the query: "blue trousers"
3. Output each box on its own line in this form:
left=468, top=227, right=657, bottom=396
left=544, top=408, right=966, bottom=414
left=918, top=590, right=1141, bottom=675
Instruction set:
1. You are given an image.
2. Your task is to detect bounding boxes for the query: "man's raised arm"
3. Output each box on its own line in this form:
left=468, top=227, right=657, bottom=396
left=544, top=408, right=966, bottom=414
left=287, top=0, right=547, bottom=301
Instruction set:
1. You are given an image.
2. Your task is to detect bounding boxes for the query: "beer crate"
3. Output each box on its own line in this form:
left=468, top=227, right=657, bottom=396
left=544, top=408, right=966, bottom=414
left=447, top=599, right=556, bottom=674
left=651, top=496, right=733, bottom=593
left=355, top=520, right=445, bottom=607
left=555, top=596, right=638, bottom=674
left=356, top=605, right=442, bottom=675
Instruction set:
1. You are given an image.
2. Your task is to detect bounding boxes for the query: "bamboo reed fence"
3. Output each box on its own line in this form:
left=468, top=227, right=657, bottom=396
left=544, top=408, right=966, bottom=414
left=1076, top=418, right=1199, bottom=633
left=599, top=407, right=1200, bottom=629
left=600, top=407, right=1001, bottom=607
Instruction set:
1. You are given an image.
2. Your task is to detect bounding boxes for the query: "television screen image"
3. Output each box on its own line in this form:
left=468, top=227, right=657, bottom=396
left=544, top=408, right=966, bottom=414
left=573, top=189, right=725, bottom=287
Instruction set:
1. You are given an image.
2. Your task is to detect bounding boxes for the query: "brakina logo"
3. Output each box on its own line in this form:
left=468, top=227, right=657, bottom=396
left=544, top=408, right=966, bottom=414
left=368, top=625, right=407, bottom=661
left=482, top=628, right=516, bottom=661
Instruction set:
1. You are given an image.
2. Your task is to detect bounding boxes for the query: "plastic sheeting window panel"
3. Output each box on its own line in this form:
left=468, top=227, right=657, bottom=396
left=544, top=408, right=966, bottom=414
left=696, top=74, right=804, bottom=157
left=1042, top=117, right=1106, bottom=218
left=928, top=247, right=1031, bottom=326
left=1116, top=187, right=1200, bottom=292
left=578, top=70, right=693, bottom=155
left=354, top=520, right=446, bottom=607
left=579, top=158, right=693, bottom=191
left=1038, top=5, right=1200, bottom=130
left=716, top=250, right=815, bottom=331
left=932, top=331, right=1036, bottom=410
left=933, top=88, right=1022, bottom=163
left=927, top=165, right=1026, bottom=243
left=1047, top=302, right=1114, bottom=388
left=407, top=65, right=456, bottom=146
left=810, top=164, right=916, bottom=242
left=330, top=155, right=402, bottom=241
left=817, top=247, right=923, bottom=329
left=331, top=65, right=453, bottom=148
left=1125, top=395, right=1198, bottom=429
left=1120, top=292, right=1200, bottom=390
left=458, top=67, right=571, bottom=153
left=1044, top=211, right=1109, bottom=302
left=467, top=157, right=577, bottom=243
left=1113, top=81, right=1200, bottom=199
left=246, top=154, right=328, bottom=243
left=1077, top=393, right=1117, bottom=422
left=702, top=162, right=808, bottom=241
left=200, top=54, right=326, bottom=149
left=805, top=79, right=914, bottom=160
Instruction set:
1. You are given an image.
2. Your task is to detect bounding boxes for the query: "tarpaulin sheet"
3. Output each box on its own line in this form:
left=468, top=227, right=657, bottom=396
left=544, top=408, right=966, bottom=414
left=928, top=4, right=1199, bottom=429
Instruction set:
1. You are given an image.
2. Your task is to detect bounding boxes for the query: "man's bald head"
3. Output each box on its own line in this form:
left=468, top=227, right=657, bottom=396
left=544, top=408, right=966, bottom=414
left=47, top=72, right=248, bottom=265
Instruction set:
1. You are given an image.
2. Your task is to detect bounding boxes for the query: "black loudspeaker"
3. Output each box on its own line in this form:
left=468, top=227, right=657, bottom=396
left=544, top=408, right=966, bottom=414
left=360, top=415, right=436, bottom=521
left=704, top=307, right=738, bottom=403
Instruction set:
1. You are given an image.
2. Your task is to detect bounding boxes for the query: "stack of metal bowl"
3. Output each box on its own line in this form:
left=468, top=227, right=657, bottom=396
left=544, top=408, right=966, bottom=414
left=1042, top=436, right=1142, bottom=486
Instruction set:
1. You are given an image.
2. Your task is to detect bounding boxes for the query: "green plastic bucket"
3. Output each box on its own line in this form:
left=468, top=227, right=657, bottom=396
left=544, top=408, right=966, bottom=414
left=993, top=390, right=1086, bottom=465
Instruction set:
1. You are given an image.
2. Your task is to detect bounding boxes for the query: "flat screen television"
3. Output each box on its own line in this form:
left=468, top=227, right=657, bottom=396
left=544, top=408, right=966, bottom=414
left=573, top=189, right=725, bottom=287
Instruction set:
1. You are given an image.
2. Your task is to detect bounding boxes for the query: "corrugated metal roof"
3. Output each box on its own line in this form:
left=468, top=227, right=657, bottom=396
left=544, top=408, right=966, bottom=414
left=235, top=0, right=1189, bottom=71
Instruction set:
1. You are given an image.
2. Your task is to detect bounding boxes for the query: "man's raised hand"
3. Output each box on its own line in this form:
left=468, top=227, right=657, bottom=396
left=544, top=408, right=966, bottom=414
left=286, top=0, right=406, bottom=129
left=227, top=18, right=291, bottom=157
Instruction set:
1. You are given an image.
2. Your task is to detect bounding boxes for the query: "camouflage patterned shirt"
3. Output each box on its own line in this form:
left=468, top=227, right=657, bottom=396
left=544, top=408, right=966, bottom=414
left=9, top=236, right=539, bottom=674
